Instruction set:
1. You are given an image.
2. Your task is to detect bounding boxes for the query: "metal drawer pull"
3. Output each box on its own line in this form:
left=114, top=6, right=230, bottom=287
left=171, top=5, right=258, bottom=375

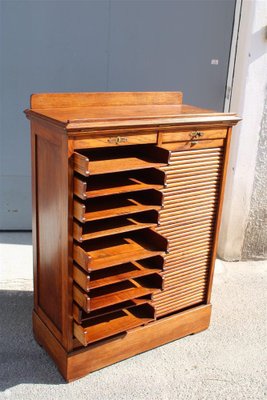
left=107, top=136, right=128, bottom=145
left=191, top=140, right=199, bottom=146
left=190, top=131, right=204, bottom=138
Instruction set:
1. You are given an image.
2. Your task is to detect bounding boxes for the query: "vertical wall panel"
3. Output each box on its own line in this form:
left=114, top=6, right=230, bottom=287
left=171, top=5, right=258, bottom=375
left=0, top=0, right=109, bottom=229
left=0, top=0, right=236, bottom=229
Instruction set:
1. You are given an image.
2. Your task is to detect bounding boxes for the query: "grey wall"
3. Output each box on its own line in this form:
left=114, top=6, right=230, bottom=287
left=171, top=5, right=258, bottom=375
left=0, top=0, right=236, bottom=229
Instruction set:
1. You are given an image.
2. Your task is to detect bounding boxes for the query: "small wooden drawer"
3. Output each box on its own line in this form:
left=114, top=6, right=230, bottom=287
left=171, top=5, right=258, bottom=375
left=162, top=139, right=225, bottom=152
left=74, top=132, right=158, bottom=149
left=161, top=128, right=227, bottom=143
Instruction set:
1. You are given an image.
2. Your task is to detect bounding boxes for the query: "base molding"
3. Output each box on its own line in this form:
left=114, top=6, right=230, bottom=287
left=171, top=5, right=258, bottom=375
left=33, top=304, right=211, bottom=382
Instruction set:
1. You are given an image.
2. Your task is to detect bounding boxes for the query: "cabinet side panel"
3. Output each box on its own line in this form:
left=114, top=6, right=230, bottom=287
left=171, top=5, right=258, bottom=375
left=36, top=134, right=63, bottom=330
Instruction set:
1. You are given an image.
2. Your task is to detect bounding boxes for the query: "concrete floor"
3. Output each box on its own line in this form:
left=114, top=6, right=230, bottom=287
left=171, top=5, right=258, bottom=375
left=0, top=232, right=266, bottom=400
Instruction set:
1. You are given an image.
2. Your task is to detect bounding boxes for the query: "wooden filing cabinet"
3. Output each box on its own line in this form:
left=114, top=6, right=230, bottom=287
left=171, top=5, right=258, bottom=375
left=24, top=91, right=240, bottom=381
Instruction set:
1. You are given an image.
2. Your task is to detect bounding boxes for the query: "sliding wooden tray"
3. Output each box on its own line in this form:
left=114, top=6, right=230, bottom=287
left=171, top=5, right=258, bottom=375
left=73, top=211, right=159, bottom=242
left=74, top=303, right=156, bottom=346
left=73, top=274, right=163, bottom=313
left=73, top=256, right=164, bottom=292
left=73, top=145, right=170, bottom=176
left=73, top=297, right=152, bottom=324
left=73, top=229, right=168, bottom=272
left=73, top=190, right=163, bottom=223
left=74, top=169, right=166, bottom=200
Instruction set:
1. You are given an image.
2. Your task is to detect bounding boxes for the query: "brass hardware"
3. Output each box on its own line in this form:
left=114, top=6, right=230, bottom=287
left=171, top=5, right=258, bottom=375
left=191, top=140, right=198, bottom=146
left=190, top=131, right=204, bottom=138
left=107, top=136, right=128, bottom=145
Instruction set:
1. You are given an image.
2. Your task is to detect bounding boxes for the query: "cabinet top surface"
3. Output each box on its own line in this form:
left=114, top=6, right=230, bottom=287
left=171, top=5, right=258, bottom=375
left=24, top=92, right=240, bottom=130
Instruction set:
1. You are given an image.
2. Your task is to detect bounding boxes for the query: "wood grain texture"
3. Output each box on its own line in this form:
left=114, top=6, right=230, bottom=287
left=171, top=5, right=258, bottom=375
left=72, top=297, right=153, bottom=325
left=162, top=139, right=225, bottom=152
left=73, top=192, right=162, bottom=223
left=24, top=110, right=240, bottom=131
left=73, top=169, right=165, bottom=199
left=30, top=92, right=183, bottom=108
left=74, top=303, right=155, bottom=346
left=31, top=121, right=73, bottom=350
left=68, top=304, right=211, bottom=381
left=33, top=311, right=68, bottom=378
left=206, top=128, right=233, bottom=302
left=73, top=230, right=167, bottom=272
left=73, top=132, right=158, bottom=148
left=73, top=146, right=169, bottom=176
left=73, top=212, right=159, bottom=242
left=162, top=128, right=227, bottom=142
left=36, top=134, right=62, bottom=329
left=30, top=120, right=72, bottom=349
left=25, top=92, right=240, bottom=130
left=30, top=122, right=38, bottom=315
left=73, top=258, right=163, bottom=292
left=73, top=276, right=162, bottom=313
left=33, top=304, right=211, bottom=382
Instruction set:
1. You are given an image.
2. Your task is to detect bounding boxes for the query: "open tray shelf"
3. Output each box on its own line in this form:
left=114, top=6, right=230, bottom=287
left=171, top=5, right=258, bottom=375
left=74, top=303, right=155, bottom=346
left=73, top=256, right=164, bottom=292
left=73, top=211, right=159, bottom=241
left=73, top=297, right=152, bottom=324
left=73, top=145, right=170, bottom=176
left=73, top=190, right=163, bottom=223
left=74, top=169, right=166, bottom=199
left=73, top=229, right=168, bottom=272
left=73, top=275, right=162, bottom=313
left=71, top=144, right=169, bottom=348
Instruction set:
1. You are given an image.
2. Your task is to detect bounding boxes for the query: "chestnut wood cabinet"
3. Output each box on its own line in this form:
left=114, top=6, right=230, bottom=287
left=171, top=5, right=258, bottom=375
left=24, top=92, right=240, bottom=381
